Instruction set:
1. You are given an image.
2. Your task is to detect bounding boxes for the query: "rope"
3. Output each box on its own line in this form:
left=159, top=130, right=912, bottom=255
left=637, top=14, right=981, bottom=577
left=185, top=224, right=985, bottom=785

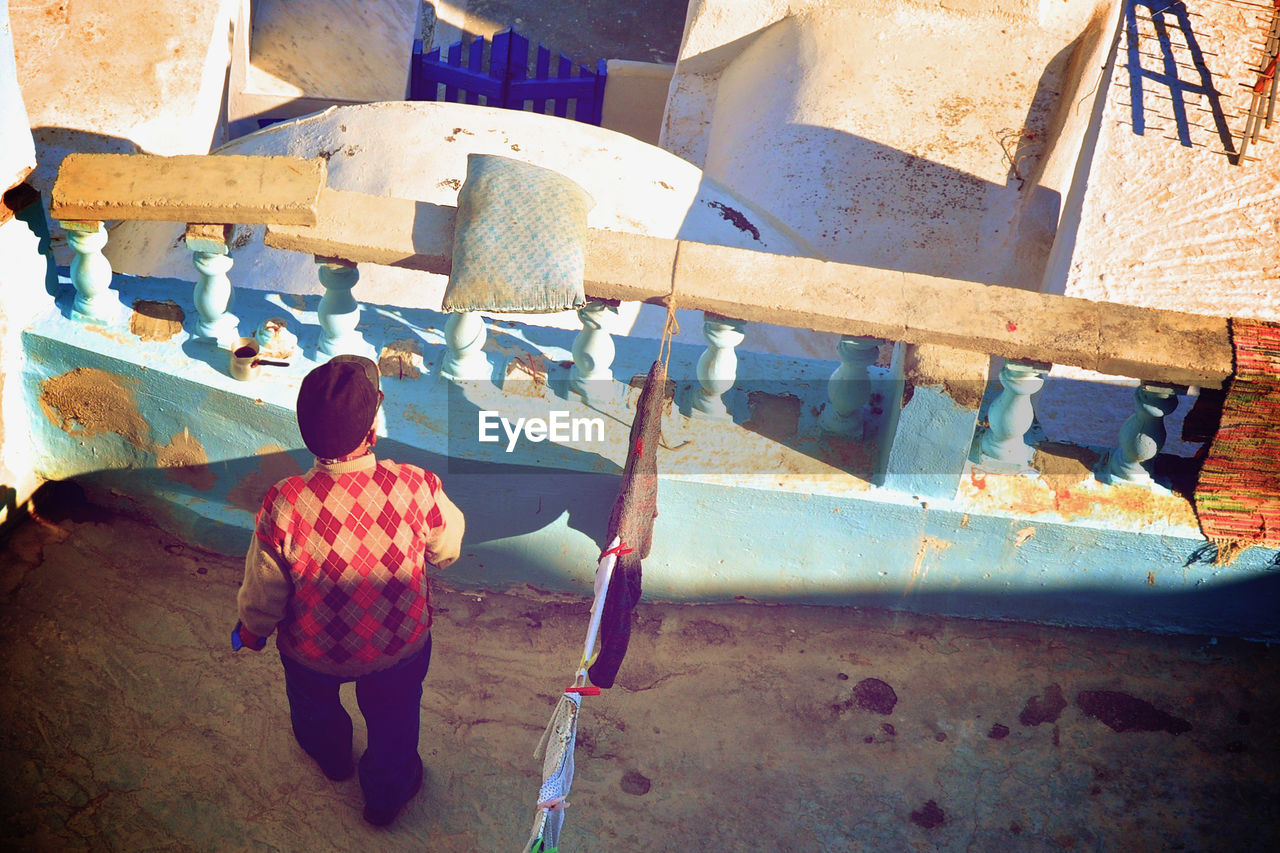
left=657, top=242, right=681, bottom=373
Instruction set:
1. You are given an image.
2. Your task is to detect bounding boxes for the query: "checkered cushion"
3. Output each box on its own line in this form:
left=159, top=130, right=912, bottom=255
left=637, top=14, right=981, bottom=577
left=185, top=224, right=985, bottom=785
left=442, top=153, right=594, bottom=314
left=256, top=459, right=446, bottom=671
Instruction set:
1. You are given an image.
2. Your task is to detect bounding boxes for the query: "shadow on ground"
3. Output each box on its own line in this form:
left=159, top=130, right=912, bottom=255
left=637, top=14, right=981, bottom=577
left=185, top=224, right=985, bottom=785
left=2, top=489, right=1279, bottom=850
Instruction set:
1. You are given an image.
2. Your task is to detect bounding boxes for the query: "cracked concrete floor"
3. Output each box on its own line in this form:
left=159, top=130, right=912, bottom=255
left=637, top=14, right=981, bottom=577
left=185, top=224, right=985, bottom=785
left=2, top=487, right=1279, bottom=851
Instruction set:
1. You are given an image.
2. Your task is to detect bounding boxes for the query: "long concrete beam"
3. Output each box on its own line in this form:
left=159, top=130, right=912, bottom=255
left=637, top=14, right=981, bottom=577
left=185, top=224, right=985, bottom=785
left=265, top=188, right=1232, bottom=389
left=50, top=153, right=327, bottom=225
left=47, top=150, right=1229, bottom=388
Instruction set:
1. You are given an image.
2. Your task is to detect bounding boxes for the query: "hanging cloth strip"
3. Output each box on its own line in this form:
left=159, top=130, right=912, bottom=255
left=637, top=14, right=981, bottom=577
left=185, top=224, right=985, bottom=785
left=588, top=359, right=665, bottom=688
left=587, top=273, right=678, bottom=688
left=523, top=273, right=680, bottom=851
left=522, top=539, right=625, bottom=853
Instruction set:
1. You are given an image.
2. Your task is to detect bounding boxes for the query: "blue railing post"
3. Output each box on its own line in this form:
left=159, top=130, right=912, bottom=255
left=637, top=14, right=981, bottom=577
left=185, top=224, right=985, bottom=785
left=316, top=259, right=374, bottom=358
left=692, top=313, right=746, bottom=419
left=820, top=337, right=880, bottom=437
left=975, top=360, right=1048, bottom=470
left=440, top=311, right=492, bottom=382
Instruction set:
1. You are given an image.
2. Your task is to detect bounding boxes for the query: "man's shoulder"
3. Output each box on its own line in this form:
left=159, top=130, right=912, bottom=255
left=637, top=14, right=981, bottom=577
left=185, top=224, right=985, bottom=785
left=374, top=458, right=442, bottom=493
left=260, top=470, right=312, bottom=506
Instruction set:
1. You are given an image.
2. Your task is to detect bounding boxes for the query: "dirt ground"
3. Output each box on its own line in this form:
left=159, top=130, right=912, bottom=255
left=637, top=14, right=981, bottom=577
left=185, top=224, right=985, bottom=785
left=1, top=485, right=1279, bottom=851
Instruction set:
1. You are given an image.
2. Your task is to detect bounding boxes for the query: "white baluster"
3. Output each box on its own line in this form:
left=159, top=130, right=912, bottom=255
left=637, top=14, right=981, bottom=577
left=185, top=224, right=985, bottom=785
left=439, top=311, right=492, bottom=382
left=692, top=313, right=746, bottom=419
left=64, top=221, right=121, bottom=324
left=1105, top=384, right=1179, bottom=485
left=819, top=337, right=879, bottom=436
left=977, top=361, right=1047, bottom=467
left=570, top=300, right=616, bottom=403
left=187, top=225, right=239, bottom=345
left=316, top=259, right=373, bottom=357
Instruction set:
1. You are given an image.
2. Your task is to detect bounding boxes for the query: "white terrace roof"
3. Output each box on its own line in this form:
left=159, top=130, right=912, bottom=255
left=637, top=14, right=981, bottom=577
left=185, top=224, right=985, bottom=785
left=102, top=100, right=832, bottom=357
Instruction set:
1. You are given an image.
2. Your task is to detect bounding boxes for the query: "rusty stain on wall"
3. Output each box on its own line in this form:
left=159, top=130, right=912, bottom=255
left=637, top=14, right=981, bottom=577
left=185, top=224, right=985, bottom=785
left=39, top=368, right=150, bottom=449
left=157, top=428, right=216, bottom=491
left=1032, top=442, right=1099, bottom=493
left=378, top=338, right=425, bottom=380
left=502, top=353, right=550, bottom=398
left=39, top=369, right=223, bottom=488
left=907, top=535, right=953, bottom=593
left=958, top=446, right=1199, bottom=530
left=129, top=300, right=185, bottom=342
left=744, top=391, right=802, bottom=442
left=227, top=446, right=305, bottom=513
left=84, top=326, right=135, bottom=346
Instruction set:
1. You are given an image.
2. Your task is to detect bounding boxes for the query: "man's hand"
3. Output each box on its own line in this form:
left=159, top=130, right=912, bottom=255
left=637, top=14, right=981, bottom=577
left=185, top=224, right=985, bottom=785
left=233, top=621, right=267, bottom=652
left=239, top=625, right=264, bottom=651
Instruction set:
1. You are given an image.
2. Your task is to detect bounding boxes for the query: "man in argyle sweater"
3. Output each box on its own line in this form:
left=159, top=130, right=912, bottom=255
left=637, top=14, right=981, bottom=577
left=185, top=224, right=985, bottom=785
left=235, top=355, right=464, bottom=827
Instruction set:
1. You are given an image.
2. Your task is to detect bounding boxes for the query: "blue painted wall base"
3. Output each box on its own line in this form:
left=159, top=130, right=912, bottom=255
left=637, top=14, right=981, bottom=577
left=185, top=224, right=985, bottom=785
left=20, top=271, right=1280, bottom=641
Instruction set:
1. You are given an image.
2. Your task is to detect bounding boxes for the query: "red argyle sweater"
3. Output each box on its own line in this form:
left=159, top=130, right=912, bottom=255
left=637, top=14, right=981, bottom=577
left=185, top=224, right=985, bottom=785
left=242, top=454, right=459, bottom=676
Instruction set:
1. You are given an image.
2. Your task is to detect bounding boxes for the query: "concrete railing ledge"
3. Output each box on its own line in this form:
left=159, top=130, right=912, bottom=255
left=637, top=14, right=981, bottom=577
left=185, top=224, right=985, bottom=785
left=51, top=153, right=1234, bottom=389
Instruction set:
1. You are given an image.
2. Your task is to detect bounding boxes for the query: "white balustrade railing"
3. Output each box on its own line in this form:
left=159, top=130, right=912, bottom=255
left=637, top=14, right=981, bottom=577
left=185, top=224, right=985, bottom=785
left=569, top=299, right=616, bottom=403
left=820, top=337, right=880, bottom=436
left=64, top=220, right=122, bottom=325
left=1104, top=384, right=1180, bottom=486
left=52, top=210, right=1200, bottom=499
left=692, top=313, right=746, bottom=419
left=976, top=360, right=1047, bottom=469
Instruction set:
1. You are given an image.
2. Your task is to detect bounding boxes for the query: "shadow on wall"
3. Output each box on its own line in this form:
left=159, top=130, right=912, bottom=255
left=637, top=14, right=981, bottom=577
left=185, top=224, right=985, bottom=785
left=1122, top=0, right=1236, bottom=158
left=764, top=121, right=1062, bottom=290
left=26, top=473, right=1280, bottom=640
left=28, top=126, right=140, bottom=265
left=31, top=314, right=625, bottom=587
left=4, top=182, right=59, bottom=297
left=692, top=9, right=1137, bottom=294
left=59, top=437, right=622, bottom=592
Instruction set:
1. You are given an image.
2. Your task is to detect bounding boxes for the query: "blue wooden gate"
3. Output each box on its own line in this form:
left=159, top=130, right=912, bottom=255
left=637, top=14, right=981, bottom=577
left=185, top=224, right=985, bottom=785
left=411, top=29, right=607, bottom=126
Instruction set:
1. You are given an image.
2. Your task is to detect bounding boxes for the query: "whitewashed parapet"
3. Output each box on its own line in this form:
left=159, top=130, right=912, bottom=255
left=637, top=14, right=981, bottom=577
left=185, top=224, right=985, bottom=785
left=62, top=220, right=122, bottom=325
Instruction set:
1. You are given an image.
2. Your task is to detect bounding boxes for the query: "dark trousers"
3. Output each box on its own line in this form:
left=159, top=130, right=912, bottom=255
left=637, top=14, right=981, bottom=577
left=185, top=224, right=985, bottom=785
left=279, top=636, right=432, bottom=813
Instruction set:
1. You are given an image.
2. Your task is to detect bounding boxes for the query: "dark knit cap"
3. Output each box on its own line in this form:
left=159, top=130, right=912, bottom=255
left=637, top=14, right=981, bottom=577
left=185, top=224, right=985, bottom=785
left=297, top=355, right=381, bottom=459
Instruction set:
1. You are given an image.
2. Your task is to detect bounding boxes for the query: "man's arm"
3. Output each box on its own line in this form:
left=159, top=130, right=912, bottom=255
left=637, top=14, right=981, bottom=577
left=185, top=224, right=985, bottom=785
left=236, top=535, right=292, bottom=650
left=425, top=487, right=465, bottom=569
